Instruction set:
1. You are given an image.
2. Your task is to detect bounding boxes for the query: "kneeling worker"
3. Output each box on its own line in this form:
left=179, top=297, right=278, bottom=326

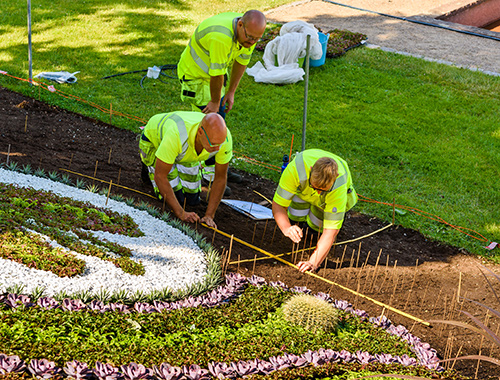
left=139, top=111, right=232, bottom=229
left=272, top=149, right=358, bottom=273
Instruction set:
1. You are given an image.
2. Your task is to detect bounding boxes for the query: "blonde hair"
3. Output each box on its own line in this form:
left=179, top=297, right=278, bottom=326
left=310, top=157, right=338, bottom=190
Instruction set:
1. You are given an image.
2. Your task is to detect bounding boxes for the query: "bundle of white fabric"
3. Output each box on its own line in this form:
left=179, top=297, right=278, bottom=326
left=247, top=21, right=323, bottom=84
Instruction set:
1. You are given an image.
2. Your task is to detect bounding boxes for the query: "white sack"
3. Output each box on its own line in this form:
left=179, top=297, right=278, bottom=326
left=35, top=71, right=79, bottom=84
left=247, top=21, right=323, bottom=84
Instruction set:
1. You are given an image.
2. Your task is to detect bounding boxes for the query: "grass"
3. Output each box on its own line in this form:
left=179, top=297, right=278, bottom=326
left=0, top=0, right=499, bottom=257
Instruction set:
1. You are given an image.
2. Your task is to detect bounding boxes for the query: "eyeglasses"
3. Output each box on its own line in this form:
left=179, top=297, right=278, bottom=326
left=309, top=178, right=334, bottom=193
left=200, top=125, right=222, bottom=147
left=242, top=23, right=260, bottom=43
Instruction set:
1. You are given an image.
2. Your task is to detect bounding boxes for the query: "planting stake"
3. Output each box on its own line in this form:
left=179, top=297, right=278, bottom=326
left=475, top=312, right=489, bottom=378
left=93, top=160, right=98, bottom=185
left=271, top=224, right=277, bottom=244
left=323, top=257, right=328, bottom=275
left=211, top=228, right=216, bottom=245
left=378, top=254, right=391, bottom=292
left=403, top=259, right=419, bottom=311
left=391, top=260, right=398, bottom=288
left=249, top=196, right=255, bottom=213
left=6, top=144, right=10, bottom=165
left=302, top=228, right=309, bottom=258
left=289, top=133, right=294, bottom=161
left=251, top=222, right=257, bottom=244
left=420, top=281, right=430, bottom=308
left=450, top=343, right=464, bottom=370
left=489, top=324, right=500, bottom=357
left=228, top=234, right=234, bottom=270
left=252, top=254, right=257, bottom=275
left=117, top=167, right=121, bottom=185
left=68, top=153, right=74, bottom=169
left=203, top=223, right=430, bottom=326
left=355, top=242, right=362, bottom=268
left=360, top=251, right=372, bottom=293
left=105, top=180, right=113, bottom=206
left=207, top=175, right=213, bottom=201
left=24, top=114, right=28, bottom=132
left=457, top=271, right=462, bottom=303
left=260, top=219, right=269, bottom=244
left=237, top=254, right=240, bottom=273
left=162, top=197, right=166, bottom=213
left=369, top=249, right=383, bottom=292
left=337, top=245, right=347, bottom=270
left=108, top=147, right=112, bottom=164
left=432, top=287, right=443, bottom=313
left=38, top=157, right=42, bottom=169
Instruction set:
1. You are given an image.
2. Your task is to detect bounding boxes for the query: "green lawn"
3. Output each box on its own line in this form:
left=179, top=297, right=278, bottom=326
left=1, top=0, right=499, bottom=257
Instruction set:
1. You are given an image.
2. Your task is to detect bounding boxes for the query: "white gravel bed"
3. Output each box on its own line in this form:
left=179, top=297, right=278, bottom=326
left=0, top=168, right=208, bottom=297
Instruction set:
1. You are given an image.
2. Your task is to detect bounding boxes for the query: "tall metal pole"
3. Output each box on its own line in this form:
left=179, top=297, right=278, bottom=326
left=28, top=0, right=33, bottom=85
left=301, top=34, right=311, bottom=152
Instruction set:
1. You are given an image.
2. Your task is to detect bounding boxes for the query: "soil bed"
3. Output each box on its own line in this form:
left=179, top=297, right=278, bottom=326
left=1, top=86, right=499, bottom=379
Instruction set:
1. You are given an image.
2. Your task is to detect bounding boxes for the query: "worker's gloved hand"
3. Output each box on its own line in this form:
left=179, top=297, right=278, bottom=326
left=284, top=225, right=303, bottom=243
left=181, top=211, right=200, bottom=224
left=201, top=215, right=217, bottom=229
left=297, top=260, right=318, bottom=273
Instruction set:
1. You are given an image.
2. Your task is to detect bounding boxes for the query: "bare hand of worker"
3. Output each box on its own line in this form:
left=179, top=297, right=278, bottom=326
left=180, top=211, right=200, bottom=224
left=297, top=261, right=318, bottom=273
left=222, top=93, right=234, bottom=113
left=202, top=101, right=220, bottom=114
left=284, top=225, right=303, bottom=243
left=201, top=215, right=217, bottom=229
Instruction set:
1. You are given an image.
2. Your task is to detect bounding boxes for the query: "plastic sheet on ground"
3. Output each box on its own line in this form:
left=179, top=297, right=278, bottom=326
left=247, top=20, right=323, bottom=84
left=221, top=199, right=274, bottom=220
left=34, top=71, right=80, bottom=84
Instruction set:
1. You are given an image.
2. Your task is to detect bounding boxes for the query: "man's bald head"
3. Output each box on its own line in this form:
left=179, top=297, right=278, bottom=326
left=241, top=10, right=267, bottom=31
left=199, top=113, right=227, bottom=148
left=238, top=10, right=266, bottom=48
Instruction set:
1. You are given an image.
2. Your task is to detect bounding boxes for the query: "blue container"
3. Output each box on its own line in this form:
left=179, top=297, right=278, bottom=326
left=310, top=32, right=329, bottom=67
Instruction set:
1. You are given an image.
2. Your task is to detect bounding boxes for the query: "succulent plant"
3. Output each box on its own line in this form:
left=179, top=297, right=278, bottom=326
left=152, top=363, right=182, bottom=380
left=34, top=167, right=47, bottom=178
left=230, top=359, right=259, bottom=377
left=133, top=302, right=155, bottom=314
left=94, top=361, right=123, bottom=380
left=61, top=298, right=87, bottom=311
left=181, top=364, right=210, bottom=380
left=0, top=354, right=26, bottom=374
left=4, top=293, right=33, bottom=309
left=20, top=164, right=33, bottom=174
left=37, top=297, right=60, bottom=310
left=119, top=362, right=153, bottom=380
left=88, top=300, right=110, bottom=313
left=282, top=294, right=339, bottom=333
left=28, top=358, right=62, bottom=379
left=207, top=362, right=236, bottom=379
left=63, top=360, right=94, bottom=380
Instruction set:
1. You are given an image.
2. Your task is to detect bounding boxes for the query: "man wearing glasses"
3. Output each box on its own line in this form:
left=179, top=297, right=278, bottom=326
left=139, top=111, right=232, bottom=228
left=272, top=149, right=358, bottom=273
left=177, top=10, right=266, bottom=188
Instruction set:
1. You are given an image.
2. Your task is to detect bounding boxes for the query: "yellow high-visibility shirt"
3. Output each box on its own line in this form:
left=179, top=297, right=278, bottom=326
left=177, top=12, right=255, bottom=80
left=273, top=149, right=356, bottom=229
left=142, top=111, right=232, bottom=166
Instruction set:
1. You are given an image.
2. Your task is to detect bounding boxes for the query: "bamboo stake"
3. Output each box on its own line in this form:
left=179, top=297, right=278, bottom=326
left=237, top=254, right=240, bottom=273
left=489, top=323, right=500, bottom=357
left=260, top=220, right=269, bottom=244
left=108, top=147, right=112, bottom=164
left=457, top=272, right=462, bottom=303
left=475, top=312, right=489, bottom=379
left=68, top=153, right=74, bottom=169
left=183, top=197, right=187, bottom=213
left=355, top=242, right=362, bottom=268
left=420, top=281, right=430, bottom=308
left=302, top=228, right=309, bottom=258
left=93, top=160, right=98, bottom=185
left=271, top=224, right=278, bottom=245
left=432, top=288, right=443, bottom=314
left=206, top=175, right=213, bottom=201
left=117, top=167, right=121, bottom=185
left=450, top=343, right=464, bottom=371
left=403, top=259, right=419, bottom=311
left=378, top=254, right=390, bottom=292
left=227, top=234, right=234, bottom=272
left=337, top=245, right=347, bottom=270
left=162, top=197, right=166, bottom=213
left=24, top=114, right=28, bottom=132
left=105, top=180, right=113, bottom=206
left=360, top=251, right=371, bottom=293
left=391, top=260, right=398, bottom=288
left=252, top=254, right=257, bottom=275
left=347, top=249, right=356, bottom=287
left=212, top=228, right=216, bottom=245
left=369, top=249, right=383, bottom=292
left=251, top=222, right=257, bottom=245
left=322, top=257, right=328, bottom=275
left=38, top=157, right=42, bottom=170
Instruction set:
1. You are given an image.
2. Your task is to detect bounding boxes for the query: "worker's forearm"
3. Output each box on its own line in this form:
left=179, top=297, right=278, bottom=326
left=272, top=201, right=292, bottom=233
left=156, top=177, right=184, bottom=218
left=205, top=177, right=226, bottom=219
left=308, top=229, right=338, bottom=269
left=227, top=62, right=246, bottom=94
left=210, top=75, right=224, bottom=103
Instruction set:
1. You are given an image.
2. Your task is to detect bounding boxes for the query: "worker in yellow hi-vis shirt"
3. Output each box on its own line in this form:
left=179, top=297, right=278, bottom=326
left=177, top=10, right=266, bottom=189
left=177, top=10, right=266, bottom=117
left=272, top=149, right=358, bottom=273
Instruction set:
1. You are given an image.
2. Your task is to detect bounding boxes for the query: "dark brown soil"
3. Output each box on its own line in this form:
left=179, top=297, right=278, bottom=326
left=1, top=86, right=499, bottom=379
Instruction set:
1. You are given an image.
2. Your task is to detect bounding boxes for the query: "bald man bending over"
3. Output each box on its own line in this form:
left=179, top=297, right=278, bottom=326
left=139, top=111, right=232, bottom=228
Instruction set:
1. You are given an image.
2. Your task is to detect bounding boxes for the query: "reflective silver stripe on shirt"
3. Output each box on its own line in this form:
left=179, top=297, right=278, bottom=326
left=192, top=24, right=234, bottom=74
left=276, top=185, right=295, bottom=200
left=332, top=160, right=348, bottom=190
left=294, top=152, right=308, bottom=190
left=324, top=211, right=345, bottom=221
left=157, top=113, right=189, bottom=163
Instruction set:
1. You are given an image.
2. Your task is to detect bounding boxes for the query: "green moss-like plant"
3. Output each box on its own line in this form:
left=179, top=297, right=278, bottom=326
left=282, top=294, right=340, bottom=333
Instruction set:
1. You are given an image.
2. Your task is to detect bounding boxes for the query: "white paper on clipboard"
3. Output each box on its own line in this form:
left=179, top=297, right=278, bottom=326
left=221, top=199, right=274, bottom=220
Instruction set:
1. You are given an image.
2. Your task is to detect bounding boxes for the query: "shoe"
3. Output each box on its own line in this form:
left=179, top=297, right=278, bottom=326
left=227, top=169, right=242, bottom=184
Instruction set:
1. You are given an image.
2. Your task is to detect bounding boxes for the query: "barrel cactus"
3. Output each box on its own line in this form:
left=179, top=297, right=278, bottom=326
left=282, top=294, right=339, bottom=333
